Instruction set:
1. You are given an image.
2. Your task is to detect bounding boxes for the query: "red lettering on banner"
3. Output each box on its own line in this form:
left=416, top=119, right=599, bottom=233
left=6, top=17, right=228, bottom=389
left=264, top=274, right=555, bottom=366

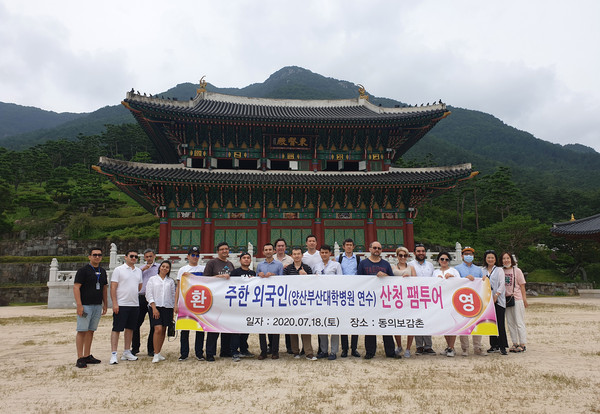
left=451, top=287, right=482, bottom=318
left=185, top=285, right=213, bottom=315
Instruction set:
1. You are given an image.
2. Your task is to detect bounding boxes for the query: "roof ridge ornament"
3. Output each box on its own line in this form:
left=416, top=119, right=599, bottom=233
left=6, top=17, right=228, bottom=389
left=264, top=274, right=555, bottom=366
left=197, top=76, right=207, bottom=94
left=357, top=84, right=369, bottom=101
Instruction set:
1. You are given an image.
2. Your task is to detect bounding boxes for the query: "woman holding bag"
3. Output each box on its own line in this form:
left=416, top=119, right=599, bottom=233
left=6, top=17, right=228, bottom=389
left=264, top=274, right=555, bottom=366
left=483, top=250, right=508, bottom=355
left=502, top=252, right=528, bottom=353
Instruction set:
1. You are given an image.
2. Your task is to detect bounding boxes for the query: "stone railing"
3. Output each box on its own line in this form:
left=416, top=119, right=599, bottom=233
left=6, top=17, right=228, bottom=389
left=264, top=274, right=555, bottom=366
left=47, top=242, right=465, bottom=308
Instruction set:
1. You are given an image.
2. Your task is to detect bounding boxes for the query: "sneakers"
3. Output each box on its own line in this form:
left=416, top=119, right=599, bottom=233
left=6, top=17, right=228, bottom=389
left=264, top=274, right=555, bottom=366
left=206, top=355, right=215, bottom=362
left=305, top=354, right=317, bottom=361
left=461, top=349, right=468, bottom=357
left=294, top=354, right=301, bottom=359
left=445, top=348, right=455, bottom=357
left=351, top=350, right=361, bottom=358
left=423, top=348, right=436, bottom=355
left=474, top=349, right=488, bottom=356
left=178, top=356, right=188, bottom=361
left=110, top=354, right=118, bottom=365
left=195, top=355, right=205, bottom=361
left=328, top=353, right=337, bottom=360
left=232, top=354, right=241, bottom=362
left=487, top=347, right=500, bottom=353
left=152, top=354, right=161, bottom=363
left=395, top=346, right=403, bottom=357
left=403, top=350, right=411, bottom=359
left=76, top=358, right=87, bottom=368
left=415, top=347, right=424, bottom=355
left=500, top=348, right=508, bottom=355
left=241, top=351, right=255, bottom=358
left=121, top=350, right=138, bottom=361
left=316, top=351, right=327, bottom=359
left=85, top=355, right=101, bottom=364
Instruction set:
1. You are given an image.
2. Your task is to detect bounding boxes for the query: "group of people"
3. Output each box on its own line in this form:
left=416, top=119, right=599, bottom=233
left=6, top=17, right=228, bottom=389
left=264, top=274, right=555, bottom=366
left=72, top=236, right=528, bottom=368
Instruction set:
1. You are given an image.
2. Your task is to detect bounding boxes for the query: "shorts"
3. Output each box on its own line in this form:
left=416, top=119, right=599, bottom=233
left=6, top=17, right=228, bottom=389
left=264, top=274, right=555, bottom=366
left=149, top=306, right=174, bottom=328
left=112, top=306, right=139, bottom=332
left=76, top=304, right=103, bottom=332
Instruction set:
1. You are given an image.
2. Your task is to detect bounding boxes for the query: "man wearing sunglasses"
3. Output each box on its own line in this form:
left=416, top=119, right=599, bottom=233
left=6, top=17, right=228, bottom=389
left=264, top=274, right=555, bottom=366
left=73, top=247, right=108, bottom=368
left=110, top=250, right=143, bottom=365
left=357, top=241, right=395, bottom=359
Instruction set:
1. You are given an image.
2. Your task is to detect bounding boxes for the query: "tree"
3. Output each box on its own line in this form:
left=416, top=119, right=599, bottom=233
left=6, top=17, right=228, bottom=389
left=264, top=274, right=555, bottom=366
left=476, top=215, right=547, bottom=256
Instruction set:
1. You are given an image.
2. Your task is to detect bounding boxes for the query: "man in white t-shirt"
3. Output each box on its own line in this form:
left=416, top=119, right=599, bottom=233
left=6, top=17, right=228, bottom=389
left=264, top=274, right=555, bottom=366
left=109, top=250, right=143, bottom=365
left=302, top=234, right=321, bottom=271
left=174, top=246, right=206, bottom=361
left=408, top=243, right=436, bottom=356
left=313, top=244, right=343, bottom=360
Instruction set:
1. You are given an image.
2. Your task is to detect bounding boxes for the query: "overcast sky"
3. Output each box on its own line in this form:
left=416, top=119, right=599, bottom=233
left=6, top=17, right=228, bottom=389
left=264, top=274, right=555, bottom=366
left=1, top=0, right=599, bottom=151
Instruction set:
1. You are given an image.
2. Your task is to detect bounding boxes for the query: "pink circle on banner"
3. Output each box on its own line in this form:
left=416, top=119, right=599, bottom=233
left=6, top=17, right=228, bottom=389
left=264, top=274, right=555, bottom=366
left=451, top=287, right=483, bottom=318
left=184, top=285, right=213, bottom=315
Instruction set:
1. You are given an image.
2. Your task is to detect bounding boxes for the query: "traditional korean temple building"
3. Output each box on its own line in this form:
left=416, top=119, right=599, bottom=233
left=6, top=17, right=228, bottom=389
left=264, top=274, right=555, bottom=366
left=95, top=82, right=474, bottom=254
left=551, top=213, right=600, bottom=242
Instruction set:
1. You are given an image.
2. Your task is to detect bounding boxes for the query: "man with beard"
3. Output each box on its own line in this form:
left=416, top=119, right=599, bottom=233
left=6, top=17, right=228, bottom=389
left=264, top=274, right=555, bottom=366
left=357, top=241, right=395, bottom=359
left=408, top=243, right=436, bottom=356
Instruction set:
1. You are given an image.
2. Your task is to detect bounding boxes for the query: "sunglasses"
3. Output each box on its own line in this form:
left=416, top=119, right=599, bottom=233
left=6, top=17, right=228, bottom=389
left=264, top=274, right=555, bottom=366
left=129, top=255, right=138, bottom=259
left=190, top=254, right=200, bottom=258
left=439, top=258, right=450, bottom=262
left=91, top=253, right=103, bottom=257
left=397, top=254, right=408, bottom=258
left=371, top=246, right=382, bottom=250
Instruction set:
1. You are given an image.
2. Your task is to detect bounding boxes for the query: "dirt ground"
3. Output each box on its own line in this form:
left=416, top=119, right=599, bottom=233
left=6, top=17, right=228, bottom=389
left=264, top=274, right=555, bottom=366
left=1, top=296, right=599, bottom=414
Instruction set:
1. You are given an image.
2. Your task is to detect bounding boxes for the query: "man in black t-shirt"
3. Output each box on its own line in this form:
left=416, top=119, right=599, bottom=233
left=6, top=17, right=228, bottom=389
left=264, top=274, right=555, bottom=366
left=229, top=252, right=256, bottom=361
left=73, top=247, right=108, bottom=368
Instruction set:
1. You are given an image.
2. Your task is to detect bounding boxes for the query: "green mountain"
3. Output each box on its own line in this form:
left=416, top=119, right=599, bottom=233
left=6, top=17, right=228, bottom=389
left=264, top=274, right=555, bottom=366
left=1, top=66, right=598, bottom=192
left=0, top=101, right=85, bottom=138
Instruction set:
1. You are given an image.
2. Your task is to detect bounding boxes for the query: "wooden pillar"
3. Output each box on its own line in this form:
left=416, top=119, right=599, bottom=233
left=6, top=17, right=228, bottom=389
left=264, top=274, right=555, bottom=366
left=202, top=219, right=213, bottom=252
left=366, top=218, right=376, bottom=247
left=258, top=218, right=268, bottom=257
left=158, top=217, right=169, bottom=254
left=405, top=220, right=415, bottom=251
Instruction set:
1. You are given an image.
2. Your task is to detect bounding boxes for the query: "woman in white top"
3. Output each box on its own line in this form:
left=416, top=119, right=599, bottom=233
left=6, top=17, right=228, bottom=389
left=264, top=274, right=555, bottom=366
left=392, top=247, right=416, bottom=358
left=145, top=260, right=176, bottom=363
left=483, top=250, right=508, bottom=355
left=434, top=252, right=460, bottom=357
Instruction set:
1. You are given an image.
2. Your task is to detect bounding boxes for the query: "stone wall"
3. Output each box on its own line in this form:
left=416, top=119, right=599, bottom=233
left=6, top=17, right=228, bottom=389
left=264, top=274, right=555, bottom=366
left=0, top=263, right=87, bottom=285
left=526, top=282, right=593, bottom=296
left=0, top=237, right=158, bottom=257
left=0, top=286, right=48, bottom=306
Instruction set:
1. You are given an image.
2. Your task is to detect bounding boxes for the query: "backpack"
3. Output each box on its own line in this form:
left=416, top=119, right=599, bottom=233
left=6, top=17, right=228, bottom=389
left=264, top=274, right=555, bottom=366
left=339, top=254, right=361, bottom=267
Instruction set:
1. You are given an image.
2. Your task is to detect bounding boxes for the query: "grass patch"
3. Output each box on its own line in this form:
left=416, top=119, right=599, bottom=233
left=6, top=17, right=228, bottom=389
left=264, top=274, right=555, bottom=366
left=8, top=302, right=46, bottom=306
left=527, top=269, right=570, bottom=283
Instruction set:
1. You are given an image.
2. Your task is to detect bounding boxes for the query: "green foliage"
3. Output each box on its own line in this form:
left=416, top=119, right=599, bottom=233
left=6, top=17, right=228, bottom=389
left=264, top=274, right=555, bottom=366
left=16, top=191, right=55, bottom=215
left=0, top=256, right=105, bottom=264
left=476, top=215, right=547, bottom=255
left=526, top=269, right=570, bottom=283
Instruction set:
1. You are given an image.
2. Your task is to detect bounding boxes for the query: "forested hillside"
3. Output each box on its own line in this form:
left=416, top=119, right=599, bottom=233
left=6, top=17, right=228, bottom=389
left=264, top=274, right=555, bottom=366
left=1, top=66, right=598, bottom=285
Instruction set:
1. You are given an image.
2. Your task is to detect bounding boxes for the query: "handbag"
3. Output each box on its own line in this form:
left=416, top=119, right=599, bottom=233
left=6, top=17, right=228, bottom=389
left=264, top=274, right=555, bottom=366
left=167, top=319, right=175, bottom=337
left=505, top=266, right=516, bottom=307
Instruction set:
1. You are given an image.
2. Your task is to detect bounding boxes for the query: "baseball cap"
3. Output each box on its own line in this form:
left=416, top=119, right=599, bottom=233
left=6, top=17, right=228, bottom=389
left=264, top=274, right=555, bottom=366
left=188, top=246, right=200, bottom=255
left=461, top=246, right=475, bottom=254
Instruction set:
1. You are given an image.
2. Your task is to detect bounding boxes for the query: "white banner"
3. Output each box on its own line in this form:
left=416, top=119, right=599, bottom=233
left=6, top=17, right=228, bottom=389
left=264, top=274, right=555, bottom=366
left=176, top=275, right=498, bottom=336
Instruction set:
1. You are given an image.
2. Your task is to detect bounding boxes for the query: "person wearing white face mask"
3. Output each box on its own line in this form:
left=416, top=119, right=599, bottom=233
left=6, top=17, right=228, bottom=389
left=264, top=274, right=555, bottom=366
left=455, top=246, right=486, bottom=357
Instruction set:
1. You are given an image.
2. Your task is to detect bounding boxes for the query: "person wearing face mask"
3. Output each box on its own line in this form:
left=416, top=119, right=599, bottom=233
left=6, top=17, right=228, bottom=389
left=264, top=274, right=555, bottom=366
left=455, top=246, right=486, bottom=357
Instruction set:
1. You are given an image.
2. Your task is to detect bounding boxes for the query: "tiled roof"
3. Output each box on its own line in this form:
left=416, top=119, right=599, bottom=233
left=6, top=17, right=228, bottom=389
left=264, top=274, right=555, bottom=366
left=96, top=157, right=472, bottom=187
left=551, top=213, right=600, bottom=236
left=123, top=91, right=447, bottom=123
